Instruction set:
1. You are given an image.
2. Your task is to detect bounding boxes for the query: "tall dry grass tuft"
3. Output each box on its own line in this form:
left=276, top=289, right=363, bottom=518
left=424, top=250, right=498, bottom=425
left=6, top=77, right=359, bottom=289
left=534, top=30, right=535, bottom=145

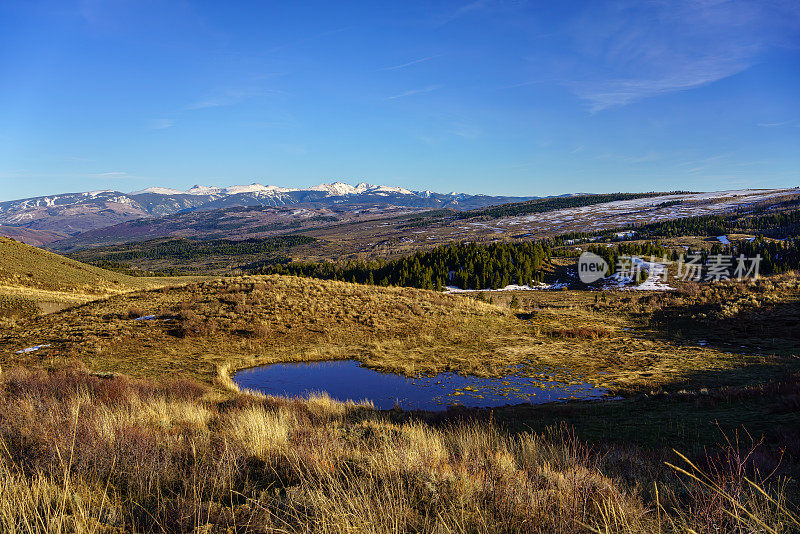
left=663, top=450, right=800, bottom=534
left=548, top=326, right=611, bottom=340
left=222, top=404, right=294, bottom=459
left=0, top=460, right=118, bottom=534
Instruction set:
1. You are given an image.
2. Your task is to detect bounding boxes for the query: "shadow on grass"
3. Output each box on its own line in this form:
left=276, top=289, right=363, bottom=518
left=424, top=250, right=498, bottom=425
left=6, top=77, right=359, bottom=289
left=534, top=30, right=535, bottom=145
left=649, top=296, right=800, bottom=358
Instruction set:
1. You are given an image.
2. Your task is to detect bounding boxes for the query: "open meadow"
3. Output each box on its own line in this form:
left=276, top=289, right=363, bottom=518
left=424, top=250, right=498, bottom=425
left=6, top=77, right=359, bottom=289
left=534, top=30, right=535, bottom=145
left=1, top=233, right=799, bottom=531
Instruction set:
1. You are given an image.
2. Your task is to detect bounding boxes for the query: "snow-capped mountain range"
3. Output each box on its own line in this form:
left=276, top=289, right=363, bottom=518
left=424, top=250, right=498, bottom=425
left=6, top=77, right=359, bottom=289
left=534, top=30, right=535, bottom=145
left=127, top=181, right=492, bottom=214
left=0, top=181, right=535, bottom=242
left=131, top=181, right=446, bottom=199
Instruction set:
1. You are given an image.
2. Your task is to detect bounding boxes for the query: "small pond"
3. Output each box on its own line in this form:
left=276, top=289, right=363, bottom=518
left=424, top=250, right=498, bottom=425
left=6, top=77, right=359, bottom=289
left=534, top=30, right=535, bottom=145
left=233, top=360, right=608, bottom=411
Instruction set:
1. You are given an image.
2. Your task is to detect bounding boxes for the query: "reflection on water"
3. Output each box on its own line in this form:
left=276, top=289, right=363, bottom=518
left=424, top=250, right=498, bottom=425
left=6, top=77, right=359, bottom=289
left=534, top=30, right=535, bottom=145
left=233, top=360, right=608, bottom=411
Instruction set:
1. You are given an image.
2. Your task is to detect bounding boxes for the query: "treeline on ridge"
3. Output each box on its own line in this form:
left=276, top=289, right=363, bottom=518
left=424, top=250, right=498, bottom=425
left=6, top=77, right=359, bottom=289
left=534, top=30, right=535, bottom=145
left=250, top=241, right=551, bottom=290
left=633, top=207, right=800, bottom=240
left=547, top=202, right=800, bottom=245
left=74, top=235, right=317, bottom=263
left=714, top=238, right=800, bottom=275
left=586, top=238, right=800, bottom=276
left=458, top=192, right=679, bottom=220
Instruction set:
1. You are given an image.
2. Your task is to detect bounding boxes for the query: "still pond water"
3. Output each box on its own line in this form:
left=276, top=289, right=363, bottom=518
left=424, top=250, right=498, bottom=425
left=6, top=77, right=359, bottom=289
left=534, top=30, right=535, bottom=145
left=233, top=360, right=607, bottom=411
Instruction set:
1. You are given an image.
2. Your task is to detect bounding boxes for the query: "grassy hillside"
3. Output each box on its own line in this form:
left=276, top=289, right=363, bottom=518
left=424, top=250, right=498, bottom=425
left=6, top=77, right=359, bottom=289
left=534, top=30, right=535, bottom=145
left=0, top=236, right=145, bottom=293
left=0, top=236, right=206, bottom=318
left=68, top=235, right=320, bottom=275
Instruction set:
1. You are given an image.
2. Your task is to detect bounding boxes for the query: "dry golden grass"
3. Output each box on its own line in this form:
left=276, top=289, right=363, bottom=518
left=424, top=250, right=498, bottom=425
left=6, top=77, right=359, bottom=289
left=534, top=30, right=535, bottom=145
left=2, top=272, right=798, bottom=396
left=0, top=237, right=209, bottom=321
left=0, top=275, right=518, bottom=384
left=0, top=237, right=142, bottom=294
left=0, top=364, right=795, bottom=533
left=479, top=276, right=800, bottom=393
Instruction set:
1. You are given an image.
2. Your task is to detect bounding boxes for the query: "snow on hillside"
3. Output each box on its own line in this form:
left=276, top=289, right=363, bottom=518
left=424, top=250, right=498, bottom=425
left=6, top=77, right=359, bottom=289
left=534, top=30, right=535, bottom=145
left=1, top=190, right=136, bottom=211
left=186, top=185, right=223, bottom=195
left=602, top=257, right=674, bottom=291
left=222, top=184, right=299, bottom=195
left=306, top=181, right=415, bottom=196
left=130, top=187, right=188, bottom=195
left=308, top=182, right=365, bottom=195
left=484, top=189, right=797, bottom=235
left=444, top=283, right=562, bottom=293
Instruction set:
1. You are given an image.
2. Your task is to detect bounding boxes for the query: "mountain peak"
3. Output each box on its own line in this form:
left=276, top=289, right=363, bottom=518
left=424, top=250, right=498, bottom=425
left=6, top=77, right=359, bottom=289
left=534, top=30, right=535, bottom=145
left=185, top=185, right=222, bottom=195
left=130, top=187, right=187, bottom=195
left=308, top=182, right=362, bottom=196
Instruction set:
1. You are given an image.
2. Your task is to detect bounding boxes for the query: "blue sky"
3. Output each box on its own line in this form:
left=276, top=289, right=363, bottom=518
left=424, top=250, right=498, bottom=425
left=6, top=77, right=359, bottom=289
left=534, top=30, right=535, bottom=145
left=1, top=0, right=799, bottom=200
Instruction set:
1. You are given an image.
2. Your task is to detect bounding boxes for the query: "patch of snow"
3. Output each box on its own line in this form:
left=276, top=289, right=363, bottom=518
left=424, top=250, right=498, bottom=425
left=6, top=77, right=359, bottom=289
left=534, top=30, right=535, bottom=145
left=717, top=235, right=730, bottom=245
left=370, top=184, right=415, bottom=195
left=105, top=195, right=135, bottom=205
left=308, top=182, right=363, bottom=196
left=186, top=184, right=223, bottom=195
left=224, top=183, right=295, bottom=195
left=15, top=344, right=51, bottom=354
left=600, top=257, right=674, bottom=291
left=131, top=187, right=188, bottom=195
left=444, top=282, right=567, bottom=293
left=632, top=278, right=675, bottom=291
left=134, top=315, right=157, bottom=321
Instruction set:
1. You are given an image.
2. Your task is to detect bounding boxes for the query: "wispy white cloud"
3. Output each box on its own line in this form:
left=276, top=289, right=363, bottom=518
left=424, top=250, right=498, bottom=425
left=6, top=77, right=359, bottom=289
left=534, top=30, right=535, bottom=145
left=598, top=151, right=661, bottom=164
left=497, top=79, right=548, bottom=90
left=757, top=120, right=797, bottom=127
left=676, top=154, right=731, bottom=174
left=506, top=160, right=538, bottom=170
left=147, top=118, right=174, bottom=130
left=566, top=1, right=798, bottom=112
left=676, top=154, right=730, bottom=167
left=90, top=171, right=128, bottom=177
left=186, top=86, right=286, bottom=110
left=437, top=0, right=494, bottom=25
left=275, top=143, right=307, bottom=156
left=265, top=26, right=352, bottom=54
left=386, top=84, right=443, bottom=100
left=187, top=89, right=249, bottom=110
left=575, top=52, right=753, bottom=112
left=450, top=123, right=482, bottom=139
left=378, top=55, right=441, bottom=71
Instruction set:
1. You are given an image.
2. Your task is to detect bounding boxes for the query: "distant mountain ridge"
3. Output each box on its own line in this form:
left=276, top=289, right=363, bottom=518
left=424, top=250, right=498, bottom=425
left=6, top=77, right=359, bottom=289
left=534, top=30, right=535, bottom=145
left=0, top=181, right=536, bottom=244
left=131, top=181, right=423, bottom=198
left=127, top=181, right=479, bottom=211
